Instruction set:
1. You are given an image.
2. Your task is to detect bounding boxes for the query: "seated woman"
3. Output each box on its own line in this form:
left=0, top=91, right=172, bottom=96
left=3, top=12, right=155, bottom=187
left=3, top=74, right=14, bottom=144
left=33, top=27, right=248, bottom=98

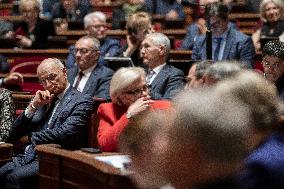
left=0, top=88, right=15, bottom=142
left=252, top=0, right=284, bottom=52
left=11, top=0, right=56, bottom=49
left=97, top=67, right=171, bottom=152
left=121, top=12, right=154, bottom=68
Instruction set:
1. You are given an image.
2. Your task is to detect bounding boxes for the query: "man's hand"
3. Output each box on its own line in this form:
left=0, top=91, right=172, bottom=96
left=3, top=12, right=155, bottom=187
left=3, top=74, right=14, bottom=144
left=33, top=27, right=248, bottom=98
left=29, top=90, right=55, bottom=111
left=4, top=72, right=24, bottom=85
left=197, top=18, right=208, bottom=35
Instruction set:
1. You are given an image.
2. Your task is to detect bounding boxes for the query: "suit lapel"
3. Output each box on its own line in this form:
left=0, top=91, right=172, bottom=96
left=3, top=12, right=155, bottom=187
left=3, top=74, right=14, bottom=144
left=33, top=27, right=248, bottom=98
left=222, top=28, right=234, bottom=60
left=151, top=65, right=169, bottom=89
left=48, top=88, right=75, bottom=128
left=67, top=67, right=78, bottom=86
left=83, top=65, right=99, bottom=94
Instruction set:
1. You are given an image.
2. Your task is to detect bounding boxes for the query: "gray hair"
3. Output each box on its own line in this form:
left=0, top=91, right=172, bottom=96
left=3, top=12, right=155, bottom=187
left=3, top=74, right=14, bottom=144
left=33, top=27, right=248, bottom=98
left=215, top=70, right=281, bottom=131
left=146, top=32, right=171, bottom=59
left=172, top=88, right=251, bottom=163
left=260, top=0, right=284, bottom=22
left=205, top=61, right=243, bottom=82
left=110, top=67, right=146, bottom=104
left=76, top=36, right=100, bottom=50
left=83, top=11, right=107, bottom=28
left=40, top=58, right=65, bottom=69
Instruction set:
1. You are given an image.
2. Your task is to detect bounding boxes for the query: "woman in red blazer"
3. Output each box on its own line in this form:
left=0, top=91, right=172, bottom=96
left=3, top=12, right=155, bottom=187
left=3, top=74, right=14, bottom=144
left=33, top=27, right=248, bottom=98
left=97, top=67, right=171, bottom=152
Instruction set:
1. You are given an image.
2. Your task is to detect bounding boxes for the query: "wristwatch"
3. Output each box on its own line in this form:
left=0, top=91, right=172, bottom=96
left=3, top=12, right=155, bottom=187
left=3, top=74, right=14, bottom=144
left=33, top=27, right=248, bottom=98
left=126, top=111, right=132, bottom=119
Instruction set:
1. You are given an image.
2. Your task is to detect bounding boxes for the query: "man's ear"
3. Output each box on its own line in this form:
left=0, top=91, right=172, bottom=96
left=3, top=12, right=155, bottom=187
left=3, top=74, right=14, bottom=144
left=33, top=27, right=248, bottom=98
left=159, top=45, right=166, bottom=56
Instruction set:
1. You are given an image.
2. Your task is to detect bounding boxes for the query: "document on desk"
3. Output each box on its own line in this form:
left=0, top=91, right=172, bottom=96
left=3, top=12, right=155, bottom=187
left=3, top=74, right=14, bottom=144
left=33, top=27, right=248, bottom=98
left=0, top=142, right=4, bottom=144
left=95, top=155, right=131, bottom=171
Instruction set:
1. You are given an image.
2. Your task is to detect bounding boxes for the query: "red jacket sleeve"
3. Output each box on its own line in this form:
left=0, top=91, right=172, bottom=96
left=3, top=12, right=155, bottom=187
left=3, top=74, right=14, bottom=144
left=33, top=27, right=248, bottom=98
left=97, top=103, right=129, bottom=152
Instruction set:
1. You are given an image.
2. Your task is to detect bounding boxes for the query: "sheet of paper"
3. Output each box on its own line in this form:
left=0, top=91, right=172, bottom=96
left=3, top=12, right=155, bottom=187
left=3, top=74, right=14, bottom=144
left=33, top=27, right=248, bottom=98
left=95, top=155, right=131, bottom=170
left=0, top=142, right=4, bottom=144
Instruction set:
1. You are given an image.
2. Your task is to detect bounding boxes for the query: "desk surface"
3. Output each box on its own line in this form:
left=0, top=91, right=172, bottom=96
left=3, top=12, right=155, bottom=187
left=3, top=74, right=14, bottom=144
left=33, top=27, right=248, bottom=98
left=36, top=144, right=136, bottom=189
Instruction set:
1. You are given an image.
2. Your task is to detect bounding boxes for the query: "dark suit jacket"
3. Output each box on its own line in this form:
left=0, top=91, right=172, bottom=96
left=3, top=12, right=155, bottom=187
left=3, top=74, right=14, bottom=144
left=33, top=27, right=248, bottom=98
left=191, top=27, right=255, bottom=68
left=51, top=0, right=90, bottom=21
left=149, top=64, right=185, bottom=100
left=9, top=87, right=93, bottom=160
left=181, top=22, right=237, bottom=50
left=240, top=132, right=284, bottom=189
left=66, top=38, right=121, bottom=68
left=13, top=18, right=55, bottom=49
left=67, top=64, right=113, bottom=100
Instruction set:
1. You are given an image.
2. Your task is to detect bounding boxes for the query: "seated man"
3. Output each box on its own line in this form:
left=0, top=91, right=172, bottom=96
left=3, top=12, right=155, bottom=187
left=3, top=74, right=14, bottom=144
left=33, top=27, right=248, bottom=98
left=67, top=36, right=113, bottom=100
left=0, top=58, right=93, bottom=189
left=140, top=32, right=185, bottom=100
left=66, top=11, right=121, bottom=68
left=191, top=2, right=255, bottom=68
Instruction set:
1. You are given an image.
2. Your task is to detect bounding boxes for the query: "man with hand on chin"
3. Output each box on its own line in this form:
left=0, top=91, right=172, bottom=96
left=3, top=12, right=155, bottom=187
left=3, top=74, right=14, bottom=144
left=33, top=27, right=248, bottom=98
left=0, top=58, right=93, bottom=189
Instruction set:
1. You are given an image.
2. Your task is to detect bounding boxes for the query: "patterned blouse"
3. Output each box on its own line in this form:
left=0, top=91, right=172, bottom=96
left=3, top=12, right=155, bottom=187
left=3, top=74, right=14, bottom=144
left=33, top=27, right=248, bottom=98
left=0, top=88, right=15, bottom=142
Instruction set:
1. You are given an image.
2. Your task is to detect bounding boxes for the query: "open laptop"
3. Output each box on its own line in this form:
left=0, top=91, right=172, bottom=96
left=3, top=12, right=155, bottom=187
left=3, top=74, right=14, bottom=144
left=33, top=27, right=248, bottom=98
left=104, top=57, right=134, bottom=71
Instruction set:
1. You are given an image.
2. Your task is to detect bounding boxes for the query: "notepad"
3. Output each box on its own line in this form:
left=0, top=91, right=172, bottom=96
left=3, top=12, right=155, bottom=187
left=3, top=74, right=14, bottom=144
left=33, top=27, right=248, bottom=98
left=95, top=155, right=131, bottom=170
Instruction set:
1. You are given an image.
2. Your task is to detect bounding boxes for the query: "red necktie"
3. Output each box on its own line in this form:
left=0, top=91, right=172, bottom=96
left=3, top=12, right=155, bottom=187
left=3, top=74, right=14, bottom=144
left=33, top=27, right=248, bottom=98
left=74, top=71, right=84, bottom=89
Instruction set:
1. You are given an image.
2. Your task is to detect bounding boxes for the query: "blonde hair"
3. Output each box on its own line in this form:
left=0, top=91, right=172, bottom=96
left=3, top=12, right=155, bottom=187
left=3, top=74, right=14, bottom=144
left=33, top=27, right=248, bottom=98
left=110, top=67, right=146, bottom=104
left=260, top=0, right=284, bottom=22
left=126, top=12, right=152, bottom=33
left=19, top=0, right=40, bottom=13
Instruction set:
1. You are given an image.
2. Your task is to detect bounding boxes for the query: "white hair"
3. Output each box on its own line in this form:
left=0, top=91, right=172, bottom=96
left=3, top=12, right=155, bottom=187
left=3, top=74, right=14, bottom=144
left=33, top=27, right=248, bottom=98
left=83, top=11, right=107, bottom=28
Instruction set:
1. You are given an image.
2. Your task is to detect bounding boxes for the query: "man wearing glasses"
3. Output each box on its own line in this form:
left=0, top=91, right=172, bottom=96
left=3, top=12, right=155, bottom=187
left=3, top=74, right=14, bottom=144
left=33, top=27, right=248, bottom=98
left=67, top=36, right=113, bottom=100
left=0, top=58, right=93, bottom=189
left=66, top=11, right=121, bottom=68
left=140, top=32, right=185, bottom=100
left=262, top=40, right=284, bottom=100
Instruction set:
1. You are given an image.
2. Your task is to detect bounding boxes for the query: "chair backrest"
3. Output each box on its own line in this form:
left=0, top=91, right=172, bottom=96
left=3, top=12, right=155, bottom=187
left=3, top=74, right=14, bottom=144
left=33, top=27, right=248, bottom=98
left=10, top=61, right=41, bottom=73
left=88, top=98, right=108, bottom=148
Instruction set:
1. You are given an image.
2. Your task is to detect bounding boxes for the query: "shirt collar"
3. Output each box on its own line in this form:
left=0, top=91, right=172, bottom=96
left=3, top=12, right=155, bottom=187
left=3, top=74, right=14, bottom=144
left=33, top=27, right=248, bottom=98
left=79, top=64, right=97, bottom=78
left=214, top=29, right=229, bottom=39
left=56, top=83, right=70, bottom=100
left=152, top=63, right=166, bottom=74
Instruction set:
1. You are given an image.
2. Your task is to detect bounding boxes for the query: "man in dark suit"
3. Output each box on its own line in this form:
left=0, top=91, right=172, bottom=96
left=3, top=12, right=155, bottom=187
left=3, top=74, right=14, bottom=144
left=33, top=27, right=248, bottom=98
left=0, top=58, right=93, bottom=189
left=67, top=36, right=113, bottom=100
left=191, top=2, right=255, bottom=68
left=140, top=32, right=185, bottom=100
left=66, top=11, right=121, bottom=68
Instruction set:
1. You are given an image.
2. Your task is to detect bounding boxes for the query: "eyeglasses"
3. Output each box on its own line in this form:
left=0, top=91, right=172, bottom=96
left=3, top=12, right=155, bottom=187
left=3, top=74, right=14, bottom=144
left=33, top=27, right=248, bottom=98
left=74, top=48, right=96, bottom=54
left=262, top=59, right=281, bottom=70
left=125, top=85, right=149, bottom=96
left=39, top=73, right=58, bottom=85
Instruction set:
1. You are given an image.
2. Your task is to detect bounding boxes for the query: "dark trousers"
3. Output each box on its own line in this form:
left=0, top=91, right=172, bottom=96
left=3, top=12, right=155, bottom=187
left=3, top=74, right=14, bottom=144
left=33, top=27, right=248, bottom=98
left=0, top=155, right=39, bottom=189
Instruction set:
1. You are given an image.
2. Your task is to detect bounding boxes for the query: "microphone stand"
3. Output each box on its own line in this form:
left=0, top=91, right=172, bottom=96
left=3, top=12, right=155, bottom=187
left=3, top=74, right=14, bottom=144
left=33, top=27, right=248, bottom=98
left=205, top=8, right=212, bottom=61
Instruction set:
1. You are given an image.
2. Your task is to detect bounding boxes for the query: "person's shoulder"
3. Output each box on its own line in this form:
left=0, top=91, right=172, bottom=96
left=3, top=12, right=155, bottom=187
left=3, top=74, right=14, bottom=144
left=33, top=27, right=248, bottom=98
left=230, top=28, right=250, bottom=41
left=247, top=133, right=284, bottom=165
left=96, top=64, right=114, bottom=74
left=152, top=100, right=171, bottom=109
left=104, top=37, right=120, bottom=45
left=164, top=64, right=184, bottom=74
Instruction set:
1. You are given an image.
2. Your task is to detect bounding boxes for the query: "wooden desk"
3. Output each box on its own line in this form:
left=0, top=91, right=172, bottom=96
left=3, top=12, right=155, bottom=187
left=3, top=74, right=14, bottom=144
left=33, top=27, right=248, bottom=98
left=0, top=49, right=68, bottom=61
left=0, top=143, right=13, bottom=166
left=0, top=48, right=192, bottom=62
left=36, top=144, right=136, bottom=189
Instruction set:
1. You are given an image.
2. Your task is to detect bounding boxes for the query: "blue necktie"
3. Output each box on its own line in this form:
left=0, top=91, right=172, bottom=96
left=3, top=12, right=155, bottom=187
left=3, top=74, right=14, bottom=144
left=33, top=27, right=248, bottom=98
left=214, top=37, right=222, bottom=61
